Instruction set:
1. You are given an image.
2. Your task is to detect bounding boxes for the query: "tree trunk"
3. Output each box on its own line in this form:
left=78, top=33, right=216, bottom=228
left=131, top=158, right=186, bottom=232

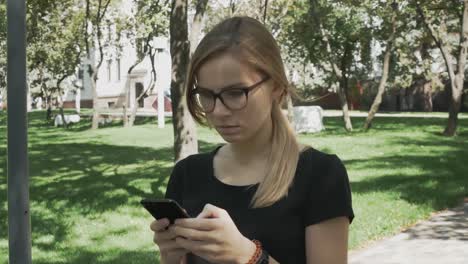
left=364, top=46, right=391, bottom=131
left=59, top=105, right=68, bottom=129
left=364, top=4, right=396, bottom=131
left=170, top=0, right=198, bottom=162
left=309, top=0, right=352, bottom=131
left=263, top=0, right=269, bottom=23
left=417, top=1, right=468, bottom=136
left=122, top=58, right=145, bottom=127
left=422, top=81, right=432, bottom=112
left=129, top=46, right=158, bottom=127
left=91, top=70, right=100, bottom=129
left=443, top=79, right=463, bottom=136
left=123, top=105, right=128, bottom=126
left=443, top=0, right=468, bottom=136
left=337, top=83, right=353, bottom=131
left=86, top=0, right=111, bottom=130
left=75, top=87, right=81, bottom=113
left=189, top=0, right=208, bottom=57
left=57, top=78, right=68, bottom=129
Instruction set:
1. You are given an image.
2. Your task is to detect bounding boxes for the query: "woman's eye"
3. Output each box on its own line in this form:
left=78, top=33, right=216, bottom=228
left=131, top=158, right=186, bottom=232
left=223, top=89, right=244, bottom=98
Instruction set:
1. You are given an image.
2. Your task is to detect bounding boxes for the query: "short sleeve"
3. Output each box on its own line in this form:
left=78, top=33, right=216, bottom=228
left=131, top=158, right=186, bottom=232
left=164, top=158, right=187, bottom=204
left=304, top=154, right=354, bottom=226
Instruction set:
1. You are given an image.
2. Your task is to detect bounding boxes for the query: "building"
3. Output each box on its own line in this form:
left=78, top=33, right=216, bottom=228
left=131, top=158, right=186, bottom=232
left=63, top=0, right=172, bottom=117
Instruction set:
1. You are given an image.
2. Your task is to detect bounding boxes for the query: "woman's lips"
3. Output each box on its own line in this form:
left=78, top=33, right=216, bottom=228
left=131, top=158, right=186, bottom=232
left=216, top=126, right=241, bottom=134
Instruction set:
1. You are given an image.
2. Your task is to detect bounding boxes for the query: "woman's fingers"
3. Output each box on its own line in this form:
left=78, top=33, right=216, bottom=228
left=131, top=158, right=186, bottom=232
left=150, top=218, right=170, bottom=232
left=158, top=239, right=187, bottom=252
left=154, top=228, right=180, bottom=243
left=174, top=218, right=218, bottom=231
left=171, top=225, right=216, bottom=241
left=196, top=203, right=225, bottom=219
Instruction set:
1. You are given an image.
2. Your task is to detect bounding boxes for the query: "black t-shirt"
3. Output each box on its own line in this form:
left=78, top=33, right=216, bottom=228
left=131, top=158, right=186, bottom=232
left=165, top=145, right=354, bottom=264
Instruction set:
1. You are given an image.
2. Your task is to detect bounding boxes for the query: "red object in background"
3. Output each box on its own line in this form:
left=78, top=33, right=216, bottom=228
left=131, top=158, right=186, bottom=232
left=352, top=80, right=364, bottom=110
left=357, top=81, right=363, bottom=95
left=152, top=96, right=172, bottom=112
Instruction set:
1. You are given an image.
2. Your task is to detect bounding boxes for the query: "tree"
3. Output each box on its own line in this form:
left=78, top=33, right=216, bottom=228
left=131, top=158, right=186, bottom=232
left=364, top=1, right=398, bottom=130
left=84, top=0, right=114, bottom=129
left=415, top=0, right=468, bottom=136
left=288, top=0, right=371, bottom=132
left=170, top=0, right=199, bottom=161
left=189, top=0, right=208, bottom=56
left=27, top=0, right=85, bottom=123
left=122, top=0, right=171, bottom=127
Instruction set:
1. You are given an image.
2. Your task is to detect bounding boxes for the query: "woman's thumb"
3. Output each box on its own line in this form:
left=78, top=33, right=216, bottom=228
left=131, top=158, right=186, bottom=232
left=196, top=203, right=220, bottom=219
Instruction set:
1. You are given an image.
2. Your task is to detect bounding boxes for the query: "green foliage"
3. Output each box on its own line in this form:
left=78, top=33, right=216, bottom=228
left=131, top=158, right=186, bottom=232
left=281, top=0, right=371, bottom=93
left=27, top=0, right=86, bottom=98
left=132, top=0, right=170, bottom=61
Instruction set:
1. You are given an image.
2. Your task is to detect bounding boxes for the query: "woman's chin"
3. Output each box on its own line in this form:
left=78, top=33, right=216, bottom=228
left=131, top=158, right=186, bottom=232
left=220, top=133, right=244, bottom=143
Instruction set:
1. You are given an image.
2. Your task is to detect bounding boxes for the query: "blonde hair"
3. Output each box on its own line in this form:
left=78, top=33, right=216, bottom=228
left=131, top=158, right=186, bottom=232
left=186, top=16, right=300, bottom=208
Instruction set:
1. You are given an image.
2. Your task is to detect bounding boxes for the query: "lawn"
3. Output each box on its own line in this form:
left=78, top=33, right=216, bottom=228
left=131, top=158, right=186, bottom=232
left=1, top=110, right=467, bottom=263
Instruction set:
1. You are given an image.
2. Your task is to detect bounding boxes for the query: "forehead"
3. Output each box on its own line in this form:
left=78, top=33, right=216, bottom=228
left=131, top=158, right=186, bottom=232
left=196, top=52, right=259, bottom=91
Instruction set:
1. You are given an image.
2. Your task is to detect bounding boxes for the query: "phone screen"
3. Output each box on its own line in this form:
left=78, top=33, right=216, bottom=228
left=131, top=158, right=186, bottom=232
left=140, top=198, right=190, bottom=224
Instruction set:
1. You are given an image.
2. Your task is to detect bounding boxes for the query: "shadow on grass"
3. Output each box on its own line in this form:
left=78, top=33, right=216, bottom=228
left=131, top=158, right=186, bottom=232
left=348, top=135, right=468, bottom=210
left=2, top=111, right=468, bottom=260
left=0, top=111, right=218, bottom=262
left=321, top=116, right=468, bottom=135
left=33, top=249, right=161, bottom=264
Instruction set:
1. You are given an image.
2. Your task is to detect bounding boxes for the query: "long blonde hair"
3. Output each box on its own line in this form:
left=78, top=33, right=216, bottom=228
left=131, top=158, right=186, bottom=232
left=186, top=16, right=300, bottom=208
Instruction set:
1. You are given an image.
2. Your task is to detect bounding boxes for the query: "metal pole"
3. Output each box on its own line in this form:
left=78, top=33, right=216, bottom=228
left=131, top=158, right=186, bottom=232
left=7, top=0, right=32, bottom=262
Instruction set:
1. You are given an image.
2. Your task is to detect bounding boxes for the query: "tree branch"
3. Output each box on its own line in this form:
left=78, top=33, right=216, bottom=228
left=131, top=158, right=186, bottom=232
left=309, top=0, right=342, bottom=79
left=415, top=1, right=456, bottom=87
left=457, top=0, right=468, bottom=78
left=99, top=0, right=112, bottom=22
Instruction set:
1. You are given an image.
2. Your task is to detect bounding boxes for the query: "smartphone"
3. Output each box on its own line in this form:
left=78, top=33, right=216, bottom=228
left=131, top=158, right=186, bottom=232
left=140, top=198, right=190, bottom=224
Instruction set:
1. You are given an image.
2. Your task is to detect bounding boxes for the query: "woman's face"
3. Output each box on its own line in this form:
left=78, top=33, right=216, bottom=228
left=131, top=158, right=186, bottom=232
left=196, top=52, right=281, bottom=143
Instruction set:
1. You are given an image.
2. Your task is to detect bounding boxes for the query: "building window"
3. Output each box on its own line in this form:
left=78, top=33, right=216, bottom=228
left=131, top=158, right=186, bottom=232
left=116, top=58, right=121, bottom=81
left=107, top=59, right=112, bottom=81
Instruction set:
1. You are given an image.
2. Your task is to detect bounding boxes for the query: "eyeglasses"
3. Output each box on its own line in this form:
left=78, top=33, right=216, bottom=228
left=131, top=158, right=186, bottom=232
left=191, top=76, right=270, bottom=113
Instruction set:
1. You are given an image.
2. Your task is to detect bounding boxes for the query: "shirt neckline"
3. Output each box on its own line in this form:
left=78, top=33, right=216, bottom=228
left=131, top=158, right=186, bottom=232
left=210, top=145, right=260, bottom=189
left=209, top=145, right=313, bottom=189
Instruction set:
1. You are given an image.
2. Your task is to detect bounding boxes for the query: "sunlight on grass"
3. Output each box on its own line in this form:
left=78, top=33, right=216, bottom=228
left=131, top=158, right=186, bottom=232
left=1, top=111, right=467, bottom=262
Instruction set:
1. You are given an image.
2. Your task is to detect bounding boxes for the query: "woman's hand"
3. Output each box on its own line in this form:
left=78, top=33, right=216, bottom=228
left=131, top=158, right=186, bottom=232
left=170, top=204, right=257, bottom=264
left=150, top=218, right=189, bottom=264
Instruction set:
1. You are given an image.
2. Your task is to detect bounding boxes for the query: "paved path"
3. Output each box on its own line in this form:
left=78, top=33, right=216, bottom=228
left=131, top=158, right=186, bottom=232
left=349, top=201, right=468, bottom=264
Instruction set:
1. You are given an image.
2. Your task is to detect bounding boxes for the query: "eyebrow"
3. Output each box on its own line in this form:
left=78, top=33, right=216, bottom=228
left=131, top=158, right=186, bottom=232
left=195, top=82, right=248, bottom=91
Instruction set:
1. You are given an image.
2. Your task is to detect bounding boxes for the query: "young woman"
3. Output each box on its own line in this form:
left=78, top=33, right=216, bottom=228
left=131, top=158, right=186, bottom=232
left=150, top=16, right=354, bottom=264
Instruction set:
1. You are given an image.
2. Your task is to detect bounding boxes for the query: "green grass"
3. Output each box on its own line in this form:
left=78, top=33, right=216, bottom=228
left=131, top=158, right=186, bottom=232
left=1, top=110, right=467, bottom=263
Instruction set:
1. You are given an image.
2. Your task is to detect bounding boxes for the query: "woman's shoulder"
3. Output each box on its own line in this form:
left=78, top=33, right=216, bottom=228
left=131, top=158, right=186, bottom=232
left=298, top=145, right=347, bottom=182
left=173, top=145, right=221, bottom=169
left=299, top=145, right=342, bottom=164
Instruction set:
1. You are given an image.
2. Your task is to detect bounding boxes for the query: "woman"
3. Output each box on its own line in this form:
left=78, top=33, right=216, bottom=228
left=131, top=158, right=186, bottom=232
left=150, top=16, right=354, bottom=264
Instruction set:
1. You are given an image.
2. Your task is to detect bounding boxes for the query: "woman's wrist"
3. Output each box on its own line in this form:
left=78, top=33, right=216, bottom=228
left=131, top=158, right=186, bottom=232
left=235, top=237, right=258, bottom=264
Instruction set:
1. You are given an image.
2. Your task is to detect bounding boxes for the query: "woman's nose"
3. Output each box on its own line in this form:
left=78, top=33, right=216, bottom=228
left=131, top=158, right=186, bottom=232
left=211, top=97, right=232, bottom=116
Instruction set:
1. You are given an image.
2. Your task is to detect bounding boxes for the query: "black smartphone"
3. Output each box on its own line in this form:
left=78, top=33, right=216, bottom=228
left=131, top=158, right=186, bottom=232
left=140, top=198, right=190, bottom=224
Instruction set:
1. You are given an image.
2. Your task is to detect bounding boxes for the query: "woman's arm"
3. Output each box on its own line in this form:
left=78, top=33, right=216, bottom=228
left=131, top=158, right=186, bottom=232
left=305, top=216, right=349, bottom=264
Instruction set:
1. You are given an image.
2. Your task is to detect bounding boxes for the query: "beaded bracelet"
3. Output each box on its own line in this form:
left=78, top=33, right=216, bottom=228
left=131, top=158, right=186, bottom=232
left=246, top=239, right=262, bottom=264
